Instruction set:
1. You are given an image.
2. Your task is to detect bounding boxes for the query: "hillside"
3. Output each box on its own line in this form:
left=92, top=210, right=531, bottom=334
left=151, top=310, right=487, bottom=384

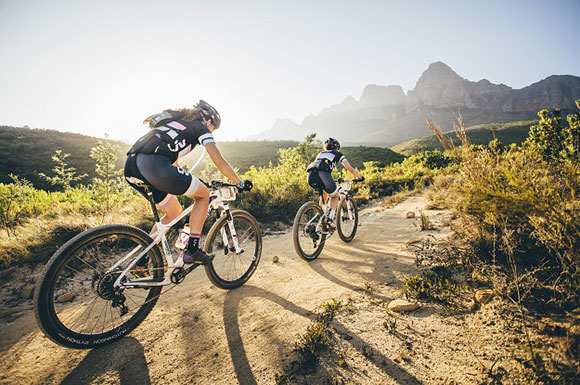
left=392, top=120, right=536, bottom=155
left=251, top=62, right=580, bottom=146
left=1, top=127, right=404, bottom=190
left=0, top=126, right=130, bottom=191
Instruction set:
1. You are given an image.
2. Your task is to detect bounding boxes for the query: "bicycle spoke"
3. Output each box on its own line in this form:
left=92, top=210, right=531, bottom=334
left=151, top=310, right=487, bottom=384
left=74, top=256, right=102, bottom=275
left=77, top=296, right=99, bottom=334
left=64, top=264, right=93, bottom=280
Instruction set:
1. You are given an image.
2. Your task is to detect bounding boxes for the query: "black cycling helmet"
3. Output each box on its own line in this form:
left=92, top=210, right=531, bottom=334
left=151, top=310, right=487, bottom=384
left=324, top=137, right=340, bottom=150
left=197, top=100, right=221, bottom=129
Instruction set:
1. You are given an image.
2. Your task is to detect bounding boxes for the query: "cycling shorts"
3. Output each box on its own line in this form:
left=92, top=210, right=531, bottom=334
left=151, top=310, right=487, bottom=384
left=124, top=153, right=199, bottom=205
left=307, top=170, right=338, bottom=196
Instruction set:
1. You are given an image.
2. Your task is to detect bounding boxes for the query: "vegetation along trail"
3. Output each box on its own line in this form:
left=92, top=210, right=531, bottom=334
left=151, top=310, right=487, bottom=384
left=1, top=193, right=522, bottom=384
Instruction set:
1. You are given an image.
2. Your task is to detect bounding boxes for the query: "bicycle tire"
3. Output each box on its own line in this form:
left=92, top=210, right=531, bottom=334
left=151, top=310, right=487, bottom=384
left=293, top=201, right=326, bottom=261
left=337, top=195, right=358, bottom=242
left=34, top=224, right=164, bottom=349
left=204, top=210, right=262, bottom=289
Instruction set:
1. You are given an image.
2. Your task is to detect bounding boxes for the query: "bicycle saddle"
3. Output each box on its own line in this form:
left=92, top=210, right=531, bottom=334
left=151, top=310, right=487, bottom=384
left=125, top=176, right=149, bottom=188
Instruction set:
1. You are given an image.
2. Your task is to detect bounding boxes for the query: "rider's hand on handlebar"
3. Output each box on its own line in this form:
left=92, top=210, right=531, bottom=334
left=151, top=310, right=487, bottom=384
left=237, top=180, right=253, bottom=192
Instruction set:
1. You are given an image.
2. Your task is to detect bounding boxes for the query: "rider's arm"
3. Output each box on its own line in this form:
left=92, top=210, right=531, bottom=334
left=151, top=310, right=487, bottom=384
left=205, top=142, right=242, bottom=184
left=342, top=159, right=362, bottom=179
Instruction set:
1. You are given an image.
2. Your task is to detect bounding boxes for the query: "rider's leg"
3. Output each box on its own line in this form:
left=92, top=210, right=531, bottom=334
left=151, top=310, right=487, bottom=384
left=136, top=195, right=182, bottom=275
left=318, top=171, right=338, bottom=219
left=330, top=194, right=338, bottom=210
left=187, top=182, right=210, bottom=236
left=328, top=192, right=339, bottom=221
left=150, top=195, right=182, bottom=237
left=183, top=182, right=213, bottom=264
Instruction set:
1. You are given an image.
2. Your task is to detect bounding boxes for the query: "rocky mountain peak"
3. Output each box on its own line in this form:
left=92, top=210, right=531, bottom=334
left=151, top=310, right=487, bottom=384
left=252, top=61, right=580, bottom=146
left=407, top=62, right=470, bottom=109
left=340, top=95, right=357, bottom=106
left=360, top=84, right=406, bottom=106
left=419, top=61, right=462, bottom=83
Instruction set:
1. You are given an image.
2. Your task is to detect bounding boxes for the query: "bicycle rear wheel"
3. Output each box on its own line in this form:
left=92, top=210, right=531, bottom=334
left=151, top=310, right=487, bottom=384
left=204, top=210, right=262, bottom=289
left=34, top=224, right=164, bottom=349
left=293, top=201, right=326, bottom=261
left=337, top=195, right=358, bottom=242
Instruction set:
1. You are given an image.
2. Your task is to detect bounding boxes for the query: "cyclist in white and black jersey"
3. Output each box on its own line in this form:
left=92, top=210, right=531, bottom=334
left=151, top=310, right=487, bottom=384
left=124, top=100, right=252, bottom=265
left=306, top=138, right=364, bottom=223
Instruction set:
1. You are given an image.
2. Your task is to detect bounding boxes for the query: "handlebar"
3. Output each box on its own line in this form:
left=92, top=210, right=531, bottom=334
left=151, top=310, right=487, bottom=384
left=200, top=179, right=238, bottom=189
left=337, top=178, right=364, bottom=183
left=200, top=179, right=253, bottom=192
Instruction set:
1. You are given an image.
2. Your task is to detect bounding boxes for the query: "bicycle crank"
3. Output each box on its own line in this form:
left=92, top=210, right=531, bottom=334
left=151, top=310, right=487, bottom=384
left=170, top=264, right=200, bottom=284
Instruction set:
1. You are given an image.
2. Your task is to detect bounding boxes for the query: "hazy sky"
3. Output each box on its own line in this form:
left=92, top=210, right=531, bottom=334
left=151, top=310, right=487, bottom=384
left=1, top=0, right=579, bottom=144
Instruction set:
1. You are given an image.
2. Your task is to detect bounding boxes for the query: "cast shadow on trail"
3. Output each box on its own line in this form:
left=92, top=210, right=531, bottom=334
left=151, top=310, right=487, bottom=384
left=60, top=337, right=150, bottom=385
left=222, top=285, right=422, bottom=385
left=306, top=247, right=418, bottom=303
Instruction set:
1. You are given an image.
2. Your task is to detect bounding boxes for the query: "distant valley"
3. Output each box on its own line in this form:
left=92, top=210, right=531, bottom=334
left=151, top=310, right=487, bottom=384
left=251, top=61, right=580, bottom=146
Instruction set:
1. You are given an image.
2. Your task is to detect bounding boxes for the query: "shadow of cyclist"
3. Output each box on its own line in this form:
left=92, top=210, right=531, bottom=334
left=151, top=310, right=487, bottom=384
left=60, top=337, right=150, bottom=385
left=222, top=285, right=422, bottom=385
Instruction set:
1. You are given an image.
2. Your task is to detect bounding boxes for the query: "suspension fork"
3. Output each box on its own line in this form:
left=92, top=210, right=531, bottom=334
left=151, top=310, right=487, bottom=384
left=220, top=209, right=244, bottom=254
left=343, top=194, right=355, bottom=220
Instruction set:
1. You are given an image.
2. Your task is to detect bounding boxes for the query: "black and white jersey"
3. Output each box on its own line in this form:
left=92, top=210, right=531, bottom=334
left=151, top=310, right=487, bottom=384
left=308, top=149, right=346, bottom=172
left=128, top=119, right=215, bottom=163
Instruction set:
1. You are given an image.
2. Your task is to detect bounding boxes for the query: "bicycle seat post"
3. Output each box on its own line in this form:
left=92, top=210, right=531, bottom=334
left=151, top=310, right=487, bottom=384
left=143, top=186, right=161, bottom=223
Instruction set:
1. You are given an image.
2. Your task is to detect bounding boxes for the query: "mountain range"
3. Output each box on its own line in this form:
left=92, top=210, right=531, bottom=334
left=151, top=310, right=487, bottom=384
left=251, top=62, right=580, bottom=146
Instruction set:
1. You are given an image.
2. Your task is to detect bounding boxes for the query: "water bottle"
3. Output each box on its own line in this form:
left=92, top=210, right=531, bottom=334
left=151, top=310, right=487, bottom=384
left=175, top=225, right=190, bottom=250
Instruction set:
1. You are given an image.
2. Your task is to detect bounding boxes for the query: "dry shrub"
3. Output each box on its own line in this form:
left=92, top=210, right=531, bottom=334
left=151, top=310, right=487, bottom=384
left=436, top=138, right=580, bottom=307
left=426, top=174, right=458, bottom=209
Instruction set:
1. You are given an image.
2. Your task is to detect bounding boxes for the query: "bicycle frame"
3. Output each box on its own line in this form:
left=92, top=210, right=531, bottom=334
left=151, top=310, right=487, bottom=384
left=112, top=183, right=242, bottom=289
left=307, top=181, right=355, bottom=234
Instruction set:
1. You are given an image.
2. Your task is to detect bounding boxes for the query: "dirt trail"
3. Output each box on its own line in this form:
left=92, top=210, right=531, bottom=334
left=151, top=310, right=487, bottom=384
left=0, top=194, right=503, bottom=384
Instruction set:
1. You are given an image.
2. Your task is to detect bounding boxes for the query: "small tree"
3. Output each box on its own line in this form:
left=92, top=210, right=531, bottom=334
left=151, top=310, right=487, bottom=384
left=526, top=100, right=580, bottom=162
left=0, top=175, right=36, bottom=237
left=90, top=135, right=122, bottom=213
left=295, top=133, right=322, bottom=164
left=39, top=150, right=87, bottom=191
left=565, top=99, right=580, bottom=160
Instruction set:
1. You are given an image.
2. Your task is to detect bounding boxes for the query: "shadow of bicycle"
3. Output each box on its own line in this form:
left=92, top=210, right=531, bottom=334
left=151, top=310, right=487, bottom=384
left=60, top=337, right=150, bottom=385
left=222, top=285, right=422, bottom=385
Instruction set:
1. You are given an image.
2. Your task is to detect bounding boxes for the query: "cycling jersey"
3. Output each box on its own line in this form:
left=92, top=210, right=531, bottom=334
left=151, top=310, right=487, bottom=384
left=127, top=119, right=215, bottom=163
left=307, top=149, right=346, bottom=172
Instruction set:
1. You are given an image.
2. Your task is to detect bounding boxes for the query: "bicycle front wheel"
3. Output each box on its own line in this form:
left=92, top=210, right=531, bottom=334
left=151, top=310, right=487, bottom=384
left=34, top=224, right=164, bottom=349
left=293, top=201, right=326, bottom=261
left=204, top=210, right=262, bottom=289
left=337, top=195, right=358, bottom=242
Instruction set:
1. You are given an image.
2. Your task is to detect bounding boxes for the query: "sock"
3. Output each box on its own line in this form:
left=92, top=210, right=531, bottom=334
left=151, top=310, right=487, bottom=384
left=187, top=233, right=201, bottom=252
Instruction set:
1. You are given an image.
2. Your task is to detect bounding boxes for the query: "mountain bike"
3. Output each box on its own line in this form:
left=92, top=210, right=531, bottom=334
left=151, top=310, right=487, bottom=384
left=292, top=178, right=360, bottom=261
left=34, top=179, right=262, bottom=349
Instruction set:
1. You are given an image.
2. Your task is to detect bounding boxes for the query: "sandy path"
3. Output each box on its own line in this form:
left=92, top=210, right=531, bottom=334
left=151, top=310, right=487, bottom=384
left=0, top=193, right=456, bottom=385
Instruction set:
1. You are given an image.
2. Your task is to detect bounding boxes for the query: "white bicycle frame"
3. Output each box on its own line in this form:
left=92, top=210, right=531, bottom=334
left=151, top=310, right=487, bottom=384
left=111, top=184, right=242, bottom=289
left=309, top=180, right=355, bottom=234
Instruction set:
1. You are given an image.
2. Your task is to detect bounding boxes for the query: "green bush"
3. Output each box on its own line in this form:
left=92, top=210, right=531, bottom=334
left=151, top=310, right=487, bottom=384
left=237, top=135, right=319, bottom=222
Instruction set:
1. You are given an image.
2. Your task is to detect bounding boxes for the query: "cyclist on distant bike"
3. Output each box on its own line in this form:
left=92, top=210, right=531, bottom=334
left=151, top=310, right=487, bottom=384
left=306, top=138, right=364, bottom=226
left=124, top=100, right=252, bottom=265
